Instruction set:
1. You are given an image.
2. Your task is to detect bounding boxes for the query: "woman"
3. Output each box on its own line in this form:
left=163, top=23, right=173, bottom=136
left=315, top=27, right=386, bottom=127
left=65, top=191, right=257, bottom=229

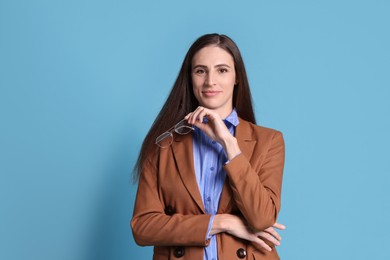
left=131, top=34, right=285, bottom=260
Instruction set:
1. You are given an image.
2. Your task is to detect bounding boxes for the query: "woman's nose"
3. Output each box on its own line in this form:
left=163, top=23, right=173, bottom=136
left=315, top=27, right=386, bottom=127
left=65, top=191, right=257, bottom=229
left=205, top=72, right=216, bottom=86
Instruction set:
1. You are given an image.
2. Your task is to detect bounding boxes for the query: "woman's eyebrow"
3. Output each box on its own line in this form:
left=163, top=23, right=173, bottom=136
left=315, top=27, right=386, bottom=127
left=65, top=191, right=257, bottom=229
left=214, top=64, right=231, bottom=68
left=193, top=64, right=231, bottom=69
left=192, top=64, right=208, bottom=69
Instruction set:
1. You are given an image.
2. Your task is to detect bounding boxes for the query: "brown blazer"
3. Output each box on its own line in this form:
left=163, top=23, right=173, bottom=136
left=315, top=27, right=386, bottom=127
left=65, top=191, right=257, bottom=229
left=131, top=118, right=285, bottom=260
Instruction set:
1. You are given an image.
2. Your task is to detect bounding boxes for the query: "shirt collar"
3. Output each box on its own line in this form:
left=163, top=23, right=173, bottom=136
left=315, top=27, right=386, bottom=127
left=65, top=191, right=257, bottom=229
left=224, top=108, right=239, bottom=128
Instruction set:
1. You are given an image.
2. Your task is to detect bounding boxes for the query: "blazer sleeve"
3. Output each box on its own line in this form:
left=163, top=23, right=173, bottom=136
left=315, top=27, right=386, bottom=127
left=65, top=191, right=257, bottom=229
left=224, top=130, right=285, bottom=231
left=131, top=156, right=212, bottom=247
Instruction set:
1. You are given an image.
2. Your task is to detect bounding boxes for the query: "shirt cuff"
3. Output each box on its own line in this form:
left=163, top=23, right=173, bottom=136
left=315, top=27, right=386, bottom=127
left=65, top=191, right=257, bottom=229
left=224, top=152, right=242, bottom=165
left=206, top=215, right=215, bottom=240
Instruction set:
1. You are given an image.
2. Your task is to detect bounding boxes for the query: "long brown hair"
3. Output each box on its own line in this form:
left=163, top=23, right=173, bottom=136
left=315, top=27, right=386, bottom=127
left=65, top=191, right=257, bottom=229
left=133, top=33, right=256, bottom=181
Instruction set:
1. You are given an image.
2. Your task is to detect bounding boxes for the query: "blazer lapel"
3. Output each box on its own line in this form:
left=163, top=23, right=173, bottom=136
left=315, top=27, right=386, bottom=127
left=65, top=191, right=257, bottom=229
left=171, top=133, right=206, bottom=213
left=235, top=119, right=257, bottom=159
left=218, top=118, right=257, bottom=213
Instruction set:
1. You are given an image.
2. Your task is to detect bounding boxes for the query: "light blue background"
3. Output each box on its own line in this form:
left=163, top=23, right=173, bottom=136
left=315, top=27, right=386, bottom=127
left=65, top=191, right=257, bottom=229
left=1, top=0, right=389, bottom=259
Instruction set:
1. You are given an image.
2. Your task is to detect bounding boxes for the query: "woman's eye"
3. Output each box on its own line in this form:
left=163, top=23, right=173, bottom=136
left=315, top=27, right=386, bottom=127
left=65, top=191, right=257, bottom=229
left=219, top=68, right=228, bottom=73
left=195, top=69, right=205, bottom=74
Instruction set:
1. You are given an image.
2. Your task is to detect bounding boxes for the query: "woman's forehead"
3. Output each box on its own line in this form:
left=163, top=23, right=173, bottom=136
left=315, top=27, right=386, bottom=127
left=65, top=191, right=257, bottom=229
left=192, top=46, right=234, bottom=66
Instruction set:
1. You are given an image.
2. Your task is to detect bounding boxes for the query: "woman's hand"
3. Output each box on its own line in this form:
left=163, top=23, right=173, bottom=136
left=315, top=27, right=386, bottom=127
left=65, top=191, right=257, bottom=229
left=185, top=106, right=241, bottom=160
left=185, top=106, right=230, bottom=143
left=211, top=214, right=285, bottom=252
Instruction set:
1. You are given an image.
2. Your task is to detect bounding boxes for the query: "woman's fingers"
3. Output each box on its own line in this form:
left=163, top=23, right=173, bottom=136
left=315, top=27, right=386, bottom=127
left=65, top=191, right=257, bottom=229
left=253, top=222, right=286, bottom=248
left=185, top=107, right=200, bottom=124
left=184, top=112, right=192, bottom=120
left=263, top=227, right=281, bottom=242
left=221, top=215, right=284, bottom=252
left=252, top=236, right=272, bottom=252
left=272, top=222, right=286, bottom=230
left=184, top=106, right=233, bottom=145
left=184, top=107, right=217, bottom=134
left=256, top=231, right=280, bottom=246
left=185, top=106, right=218, bottom=125
left=195, top=107, right=208, bottom=124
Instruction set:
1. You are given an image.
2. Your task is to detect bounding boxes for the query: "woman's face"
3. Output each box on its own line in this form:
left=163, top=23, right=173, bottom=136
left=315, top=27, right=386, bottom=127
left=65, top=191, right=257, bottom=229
left=191, top=45, right=236, bottom=118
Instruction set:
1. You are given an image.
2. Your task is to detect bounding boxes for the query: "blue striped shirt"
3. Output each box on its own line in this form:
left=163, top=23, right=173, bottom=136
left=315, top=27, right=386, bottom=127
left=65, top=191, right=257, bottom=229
left=192, top=109, right=239, bottom=260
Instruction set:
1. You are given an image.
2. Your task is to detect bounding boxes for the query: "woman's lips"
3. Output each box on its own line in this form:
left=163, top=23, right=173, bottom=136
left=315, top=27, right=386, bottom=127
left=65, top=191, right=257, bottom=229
left=202, top=91, right=221, bottom=97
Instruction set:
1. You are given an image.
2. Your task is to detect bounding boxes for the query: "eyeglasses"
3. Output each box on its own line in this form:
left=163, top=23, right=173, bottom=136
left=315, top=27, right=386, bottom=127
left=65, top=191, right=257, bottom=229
left=155, top=119, right=194, bottom=148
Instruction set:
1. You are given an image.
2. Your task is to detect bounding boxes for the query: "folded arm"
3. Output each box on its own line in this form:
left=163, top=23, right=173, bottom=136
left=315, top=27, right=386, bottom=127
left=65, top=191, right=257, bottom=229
left=224, top=131, right=285, bottom=231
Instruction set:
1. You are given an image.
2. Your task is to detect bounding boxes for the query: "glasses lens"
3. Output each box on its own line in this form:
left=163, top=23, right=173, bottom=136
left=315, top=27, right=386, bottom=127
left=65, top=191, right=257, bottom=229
left=174, top=119, right=194, bottom=135
left=175, top=125, right=194, bottom=135
left=155, top=132, right=173, bottom=148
